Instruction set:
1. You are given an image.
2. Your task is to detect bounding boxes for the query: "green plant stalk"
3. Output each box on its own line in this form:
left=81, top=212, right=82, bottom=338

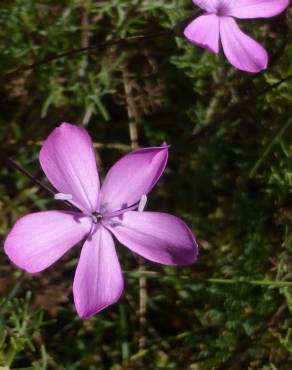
left=3, top=30, right=173, bottom=79
left=249, top=117, right=292, bottom=177
left=125, top=271, right=292, bottom=287
left=119, top=305, right=130, bottom=361
left=207, top=278, right=292, bottom=287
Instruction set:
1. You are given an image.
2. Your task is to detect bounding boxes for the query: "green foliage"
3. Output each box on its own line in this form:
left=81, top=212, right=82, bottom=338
left=0, top=292, right=46, bottom=369
left=0, top=0, right=292, bottom=369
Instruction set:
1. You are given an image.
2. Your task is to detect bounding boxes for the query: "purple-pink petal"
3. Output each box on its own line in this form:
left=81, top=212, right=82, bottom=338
left=184, top=14, right=220, bottom=53
left=100, top=147, right=168, bottom=214
left=73, top=226, right=124, bottom=319
left=227, top=0, right=290, bottom=19
left=219, top=16, right=268, bottom=73
left=4, top=211, right=91, bottom=273
left=39, top=123, right=100, bottom=214
left=192, top=0, right=220, bottom=13
left=106, top=211, right=198, bottom=266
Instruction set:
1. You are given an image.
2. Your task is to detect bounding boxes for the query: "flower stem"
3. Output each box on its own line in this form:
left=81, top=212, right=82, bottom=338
left=124, top=271, right=292, bottom=287
left=122, top=61, right=147, bottom=350
left=249, top=117, right=292, bottom=177
left=207, top=278, right=292, bottom=287
left=7, top=158, right=55, bottom=196
left=119, top=304, right=130, bottom=361
left=7, top=158, right=78, bottom=210
left=3, top=30, right=173, bottom=80
left=190, top=73, right=292, bottom=143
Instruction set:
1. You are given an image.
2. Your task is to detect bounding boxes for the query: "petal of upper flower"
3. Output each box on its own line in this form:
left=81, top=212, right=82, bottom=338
left=226, top=0, right=290, bottom=19
left=219, top=16, right=268, bottom=73
left=184, top=14, right=220, bottom=53
left=73, top=226, right=124, bottom=319
left=100, top=147, right=168, bottom=214
left=39, top=123, right=100, bottom=214
left=192, top=0, right=220, bottom=13
left=106, top=211, right=198, bottom=266
left=4, top=211, right=91, bottom=273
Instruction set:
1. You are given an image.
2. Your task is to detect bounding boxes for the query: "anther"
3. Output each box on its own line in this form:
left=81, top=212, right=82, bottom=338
left=138, top=194, right=147, bottom=212
left=91, top=212, right=103, bottom=224
left=54, top=193, right=73, bottom=201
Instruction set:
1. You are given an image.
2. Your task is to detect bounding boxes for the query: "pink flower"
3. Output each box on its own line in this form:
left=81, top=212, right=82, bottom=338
left=184, top=0, right=290, bottom=73
left=5, top=123, right=198, bottom=319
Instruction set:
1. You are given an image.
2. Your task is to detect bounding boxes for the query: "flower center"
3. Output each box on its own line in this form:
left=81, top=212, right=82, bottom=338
left=91, top=212, right=103, bottom=224
left=215, top=1, right=230, bottom=15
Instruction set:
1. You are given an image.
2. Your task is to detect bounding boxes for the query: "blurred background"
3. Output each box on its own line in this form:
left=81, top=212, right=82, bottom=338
left=0, top=0, right=292, bottom=369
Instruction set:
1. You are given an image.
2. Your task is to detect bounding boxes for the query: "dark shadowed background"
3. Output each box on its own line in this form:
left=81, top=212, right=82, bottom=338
left=0, top=1, right=292, bottom=369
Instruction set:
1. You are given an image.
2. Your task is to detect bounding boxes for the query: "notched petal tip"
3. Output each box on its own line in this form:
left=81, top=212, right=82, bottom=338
left=133, top=145, right=169, bottom=153
left=58, top=121, right=75, bottom=129
left=51, top=122, right=80, bottom=137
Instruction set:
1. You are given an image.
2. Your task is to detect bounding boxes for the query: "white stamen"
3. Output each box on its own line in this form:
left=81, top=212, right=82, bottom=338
left=54, top=193, right=73, bottom=201
left=138, top=194, right=147, bottom=212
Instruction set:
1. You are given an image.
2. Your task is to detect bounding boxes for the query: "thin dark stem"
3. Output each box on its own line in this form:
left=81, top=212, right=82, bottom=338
left=4, top=30, right=173, bottom=79
left=191, top=73, right=292, bottom=142
left=249, top=116, right=292, bottom=177
left=7, top=158, right=55, bottom=196
left=7, top=158, right=76, bottom=210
